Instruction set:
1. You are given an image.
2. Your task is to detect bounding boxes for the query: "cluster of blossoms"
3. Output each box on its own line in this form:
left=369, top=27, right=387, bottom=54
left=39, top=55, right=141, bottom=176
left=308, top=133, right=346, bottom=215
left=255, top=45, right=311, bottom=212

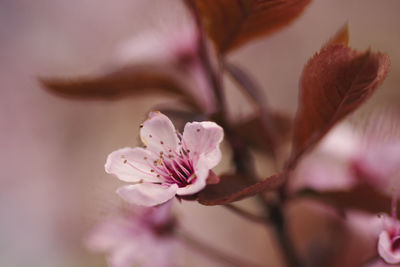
left=85, top=112, right=224, bottom=266
left=291, top=114, right=400, bottom=265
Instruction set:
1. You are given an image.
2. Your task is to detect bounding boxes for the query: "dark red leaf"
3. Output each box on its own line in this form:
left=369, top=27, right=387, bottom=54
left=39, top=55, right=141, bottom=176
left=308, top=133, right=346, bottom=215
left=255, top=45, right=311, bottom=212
left=40, top=64, right=202, bottom=111
left=188, top=0, right=312, bottom=54
left=198, top=173, right=284, bottom=205
left=323, top=24, right=349, bottom=48
left=290, top=45, right=390, bottom=167
left=233, top=113, right=292, bottom=155
left=301, top=185, right=393, bottom=215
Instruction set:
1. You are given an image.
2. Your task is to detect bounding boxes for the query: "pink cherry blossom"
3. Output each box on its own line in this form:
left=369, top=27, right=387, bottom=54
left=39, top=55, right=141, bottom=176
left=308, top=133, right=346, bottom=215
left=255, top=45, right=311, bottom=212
left=85, top=201, right=176, bottom=267
left=290, top=111, right=400, bottom=194
left=377, top=213, right=400, bottom=264
left=113, top=22, right=217, bottom=114
left=289, top=123, right=361, bottom=192
left=105, top=111, right=224, bottom=206
left=376, top=185, right=400, bottom=264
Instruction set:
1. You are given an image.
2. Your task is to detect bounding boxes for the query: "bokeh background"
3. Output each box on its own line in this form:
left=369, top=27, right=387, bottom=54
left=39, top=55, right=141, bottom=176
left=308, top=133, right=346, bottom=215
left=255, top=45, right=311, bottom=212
left=1, top=0, right=399, bottom=266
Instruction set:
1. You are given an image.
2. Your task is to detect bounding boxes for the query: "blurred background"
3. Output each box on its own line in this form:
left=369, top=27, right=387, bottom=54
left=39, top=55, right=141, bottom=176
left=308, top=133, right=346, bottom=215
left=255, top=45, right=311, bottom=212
left=1, top=0, right=399, bottom=266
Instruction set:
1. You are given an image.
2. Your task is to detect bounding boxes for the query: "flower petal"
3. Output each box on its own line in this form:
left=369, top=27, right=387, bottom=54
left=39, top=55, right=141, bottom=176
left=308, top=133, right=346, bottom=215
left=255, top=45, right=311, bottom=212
left=378, top=230, right=400, bottom=264
left=140, top=111, right=179, bottom=154
left=105, top=147, right=159, bottom=183
left=117, top=183, right=178, bottom=207
left=182, top=121, right=223, bottom=169
left=108, top=242, right=146, bottom=267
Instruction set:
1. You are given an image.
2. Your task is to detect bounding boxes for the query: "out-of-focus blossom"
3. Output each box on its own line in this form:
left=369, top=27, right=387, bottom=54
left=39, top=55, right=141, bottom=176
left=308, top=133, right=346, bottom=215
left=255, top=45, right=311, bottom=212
left=377, top=191, right=400, bottom=265
left=85, top=201, right=176, bottom=267
left=290, top=110, right=400, bottom=194
left=106, top=111, right=224, bottom=206
left=351, top=111, right=400, bottom=193
left=289, top=123, right=361, bottom=192
left=378, top=227, right=400, bottom=264
left=113, top=22, right=217, bottom=113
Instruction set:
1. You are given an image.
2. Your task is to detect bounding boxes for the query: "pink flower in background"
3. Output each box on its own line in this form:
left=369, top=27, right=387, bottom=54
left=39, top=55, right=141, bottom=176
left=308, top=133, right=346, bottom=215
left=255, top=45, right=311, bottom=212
left=86, top=201, right=176, bottom=267
left=350, top=116, right=400, bottom=193
left=377, top=213, right=400, bottom=264
left=376, top=188, right=400, bottom=265
left=113, top=23, right=217, bottom=113
left=289, top=124, right=361, bottom=192
left=105, top=111, right=223, bottom=206
left=290, top=110, right=400, bottom=194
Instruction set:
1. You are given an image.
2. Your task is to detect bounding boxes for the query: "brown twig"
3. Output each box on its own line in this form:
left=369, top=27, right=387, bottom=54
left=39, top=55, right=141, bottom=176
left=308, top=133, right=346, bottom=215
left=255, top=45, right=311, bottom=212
left=224, top=203, right=268, bottom=225
left=178, top=230, right=266, bottom=267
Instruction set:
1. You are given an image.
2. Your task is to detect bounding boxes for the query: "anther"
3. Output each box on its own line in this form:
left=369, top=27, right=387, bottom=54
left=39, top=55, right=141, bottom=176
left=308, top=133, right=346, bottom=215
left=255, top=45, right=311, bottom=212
left=157, top=175, right=161, bottom=178
left=123, top=160, right=127, bottom=164
left=151, top=169, right=154, bottom=172
left=139, top=124, right=143, bottom=128
left=160, top=141, right=164, bottom=144
left=149, top=134, right=152, bottom=138
left=196, top=129, right=200, bottom=132
left=144, top=157, right=147, bottom=160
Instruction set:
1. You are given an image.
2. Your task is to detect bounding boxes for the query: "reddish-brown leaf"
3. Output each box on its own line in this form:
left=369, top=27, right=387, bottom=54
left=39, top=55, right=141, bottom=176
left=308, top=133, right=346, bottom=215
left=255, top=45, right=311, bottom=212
left=198, top=173, right=284, bottom=205
left=40, top=64, right=202, bottom=110
left=323, top=24, right=349, bottom=48
left=189, top=0, right=312, bottom=54
left=290, top=45, right=390, bottom=167
left=233, top=113, right=292, bottom=155
left=302, top=185, right=393, bottom=215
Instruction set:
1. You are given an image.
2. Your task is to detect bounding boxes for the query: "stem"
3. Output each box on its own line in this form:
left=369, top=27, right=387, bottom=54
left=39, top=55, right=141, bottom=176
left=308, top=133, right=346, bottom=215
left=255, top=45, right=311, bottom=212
left=392, top=187, right=398, bottom=220
left=185, top=0, right=225, bottom=114
left=184, top=3, right=302, bottom=266
left=178, top=231, right=265, bottom=267
left=224, top=61, right=280, bottom=158
left=224, top=203, right=267, bottom=225
left=269, top=203, right=304, bottom=267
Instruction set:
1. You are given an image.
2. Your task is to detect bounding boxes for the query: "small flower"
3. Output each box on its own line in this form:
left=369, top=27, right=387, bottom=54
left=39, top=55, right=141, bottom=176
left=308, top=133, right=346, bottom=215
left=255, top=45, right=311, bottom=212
left=375, top=187, right=400, bottom=265
left=105, top=111, right=224, bottom=206
left=378, top=228, right=400, bottom=264
left=85, top=201, right=176, bottom=267
left=289, top=123, right=360, bottom=192
left=113, top=22, right=217, bottom=114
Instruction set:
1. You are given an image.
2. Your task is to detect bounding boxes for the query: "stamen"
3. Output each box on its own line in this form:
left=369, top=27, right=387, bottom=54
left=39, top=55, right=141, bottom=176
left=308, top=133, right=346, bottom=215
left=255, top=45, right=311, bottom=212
left=187, top=173, right=196, bottom=183
left=123, top=160, right=156, bottom=177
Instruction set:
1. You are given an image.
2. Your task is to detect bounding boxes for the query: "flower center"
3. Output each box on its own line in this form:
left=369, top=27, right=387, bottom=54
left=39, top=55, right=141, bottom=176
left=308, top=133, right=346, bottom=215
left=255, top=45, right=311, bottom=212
left=161, top=157, right=195, bottom=187
left=391, top=232, right=400, bottom=252
left=147, top=138, right=196, bottom=188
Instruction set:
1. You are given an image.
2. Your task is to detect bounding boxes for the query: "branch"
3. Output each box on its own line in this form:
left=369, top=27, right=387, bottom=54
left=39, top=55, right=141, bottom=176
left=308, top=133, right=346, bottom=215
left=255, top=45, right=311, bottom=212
left=224, top=203, right=268, bottom=225
left=178, top=230, right=265, bottom=267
